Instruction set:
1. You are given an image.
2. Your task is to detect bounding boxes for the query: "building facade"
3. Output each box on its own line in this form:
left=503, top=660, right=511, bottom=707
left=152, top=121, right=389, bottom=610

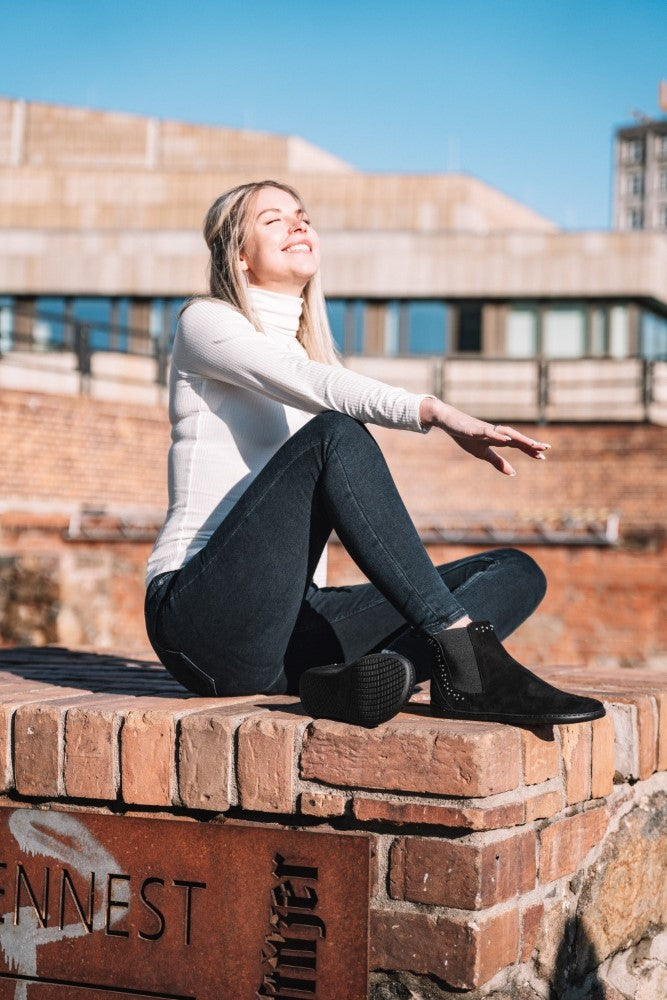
left=613, top=117, right=667, bottom=233
left=1, top=96, right=667, bottom=377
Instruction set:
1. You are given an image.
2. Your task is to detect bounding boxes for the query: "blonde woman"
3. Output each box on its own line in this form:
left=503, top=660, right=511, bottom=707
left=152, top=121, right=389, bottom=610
left=144, top=181, right=603, bottom=728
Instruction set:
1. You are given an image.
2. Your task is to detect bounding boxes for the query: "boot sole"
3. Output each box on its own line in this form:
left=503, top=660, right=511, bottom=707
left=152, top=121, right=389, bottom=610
left=431, top=703, right=606, bottom=725
left=300, top=652, right=416, bottom=728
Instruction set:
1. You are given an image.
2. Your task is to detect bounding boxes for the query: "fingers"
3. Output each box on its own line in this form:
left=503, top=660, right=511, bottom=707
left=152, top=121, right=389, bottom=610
left=486, top=424, right=551, bottom=459
left=484, top=447, right=517, bottom=477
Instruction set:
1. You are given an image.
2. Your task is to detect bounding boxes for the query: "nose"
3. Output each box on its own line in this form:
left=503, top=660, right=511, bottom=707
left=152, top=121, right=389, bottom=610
left=290, top=215, right=307, bottom=232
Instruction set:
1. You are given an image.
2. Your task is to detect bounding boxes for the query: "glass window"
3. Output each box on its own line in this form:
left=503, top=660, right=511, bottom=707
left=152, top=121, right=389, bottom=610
left=641, top=311, right=667, bottom=360
left=589, top=307, right=608, bottom=356
left=149, top=299, right=165, bottom=340
left=626, top=172, right=644, bottom=196
left=622, top=139, right=644, bottom=165
left=657, top=135, right=667, bottom=159
left=543, top=306, right=586, bottom=357
left=627, top=208, right=644, bottom=230
left=506, top=306, right=538, bottom=357
left=0, top=296, right=14, bottom=352
left=73, top=297, right=112, bottom=351
left=609, top=305, right=629, bottom=357
left=660, top=205, right=667, bottom=229
left=325, top=299, right=345, bottom=352
left=384, top=301, right=400, bottom=355
left=659, top=170, right=667, bottom=192
left=406, top=302, right=447, bottom=355
left=34, top=297, right=67, bottom=349
left=457, top=302, right=482, bottom=352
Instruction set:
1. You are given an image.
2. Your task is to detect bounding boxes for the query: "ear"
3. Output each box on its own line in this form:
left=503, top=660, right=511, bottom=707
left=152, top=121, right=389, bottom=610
left=239, top=255, right=248, bottom=272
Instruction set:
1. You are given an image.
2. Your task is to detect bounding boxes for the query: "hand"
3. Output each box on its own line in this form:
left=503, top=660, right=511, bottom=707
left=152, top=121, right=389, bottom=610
left=419, top=397, right=551, bottom=476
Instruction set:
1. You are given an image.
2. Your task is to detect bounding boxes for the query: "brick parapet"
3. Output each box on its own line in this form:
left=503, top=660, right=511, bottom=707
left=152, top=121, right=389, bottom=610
left=0, top=645, right=666, bottom=991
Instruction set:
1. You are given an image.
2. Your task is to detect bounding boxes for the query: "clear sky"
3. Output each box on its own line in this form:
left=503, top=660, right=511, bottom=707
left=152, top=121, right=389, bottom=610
left=2, top=0, right=666, bottom=229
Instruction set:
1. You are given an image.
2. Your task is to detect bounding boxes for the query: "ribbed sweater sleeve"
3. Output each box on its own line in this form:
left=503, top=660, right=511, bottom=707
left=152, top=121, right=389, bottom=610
left=175, top=299, right=429, bottom=433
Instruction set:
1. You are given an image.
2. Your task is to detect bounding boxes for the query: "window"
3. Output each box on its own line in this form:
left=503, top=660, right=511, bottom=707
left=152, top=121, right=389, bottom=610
left=625, top=172, right=644, bottom=196
left=406, top=302, right=447, bottom=354
left=73, top=297, right=112, bottom=350
left=641, top=310, right=667, bottom=360
left=660, top=205, right=667, bottom=229
left=657, top=134, right=667, bottom=159
left=627, top=208, right=644, bottom=230
left=456, top=302, right=482, bottom=353
left=543, top=306, right=586, bottom=358
left=589, top=307, right=608, bottom=356
left=659, top=170, right=667, bottom=193
left=34, top=297, right=67, bottom=348
left=325, top=299, right=345, bottom=352
left=0, top=296, right=13, bottom=352
left=506, top=306, right=538, bottom=357
left=609, top=305, right=629, bottom=357
left=622, top=139, right=644, bottom=165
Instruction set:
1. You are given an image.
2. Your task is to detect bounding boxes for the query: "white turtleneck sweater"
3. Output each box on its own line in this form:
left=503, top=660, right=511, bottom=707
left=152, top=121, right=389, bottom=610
left=146, top=288, right=430, bottom=587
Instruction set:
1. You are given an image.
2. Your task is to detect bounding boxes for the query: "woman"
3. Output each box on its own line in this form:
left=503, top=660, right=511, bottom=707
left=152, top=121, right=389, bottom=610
left=144, top=180, right=603, bottom=728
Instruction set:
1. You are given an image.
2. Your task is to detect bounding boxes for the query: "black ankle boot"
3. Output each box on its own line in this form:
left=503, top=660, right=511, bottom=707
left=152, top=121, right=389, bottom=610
left=299, top=652, right=415, bottom=728
left=424, top=621, right=605, bottom=725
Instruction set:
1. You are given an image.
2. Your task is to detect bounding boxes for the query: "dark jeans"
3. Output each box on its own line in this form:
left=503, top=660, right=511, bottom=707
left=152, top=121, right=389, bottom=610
left=145, top=412, right=546, bottom=696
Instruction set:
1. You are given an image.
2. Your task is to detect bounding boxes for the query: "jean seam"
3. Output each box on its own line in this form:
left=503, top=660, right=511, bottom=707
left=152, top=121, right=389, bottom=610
left=330, top=443, right=452, bottom=628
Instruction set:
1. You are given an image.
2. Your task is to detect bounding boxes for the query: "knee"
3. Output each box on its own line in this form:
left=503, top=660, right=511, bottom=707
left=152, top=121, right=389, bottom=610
left=309, top=410, right=371, bottom=448
left=494, top=547, right=547, bottom=605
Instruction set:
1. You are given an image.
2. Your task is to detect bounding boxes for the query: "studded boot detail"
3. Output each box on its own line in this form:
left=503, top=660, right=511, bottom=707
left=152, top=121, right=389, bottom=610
left=426, top=620, right=605, bottom=726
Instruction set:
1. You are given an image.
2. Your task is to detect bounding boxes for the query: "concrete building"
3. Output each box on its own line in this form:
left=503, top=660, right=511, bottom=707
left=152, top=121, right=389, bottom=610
left=613, top=117, right=667, bottom=232
left=1, top=97, right=667, bottom=415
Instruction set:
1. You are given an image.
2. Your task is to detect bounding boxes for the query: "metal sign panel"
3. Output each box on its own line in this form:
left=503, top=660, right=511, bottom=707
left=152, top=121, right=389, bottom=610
left=0, top=806, right=370, bottom=999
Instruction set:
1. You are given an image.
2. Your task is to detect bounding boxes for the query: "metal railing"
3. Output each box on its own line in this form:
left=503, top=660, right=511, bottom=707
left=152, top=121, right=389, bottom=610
left=1, top=306, right=665, bottom=424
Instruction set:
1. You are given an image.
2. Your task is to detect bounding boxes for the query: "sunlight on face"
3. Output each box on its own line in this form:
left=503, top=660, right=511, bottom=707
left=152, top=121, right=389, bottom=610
left=240, top=186, right=321, bottom=296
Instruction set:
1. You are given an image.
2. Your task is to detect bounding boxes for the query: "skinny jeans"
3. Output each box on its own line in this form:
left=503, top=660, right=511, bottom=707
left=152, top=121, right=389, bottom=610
left=145, top=412, right=546, bottom=697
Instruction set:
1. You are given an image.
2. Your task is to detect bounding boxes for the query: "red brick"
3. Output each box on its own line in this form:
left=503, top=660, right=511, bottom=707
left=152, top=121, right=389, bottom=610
left=300, top=791, right=347, bottom=817
left=120, top=698, right=210, bottom=806
left=520, top=902, right=544, bottom=962
left=591, top=713, right=615, bottom=798
left=524, top=786, right=563, bottom=822
left=13, top=693, right=95, bottom=796
left=657, top=691, right=667, bottom=772
left=0, top=688, right=71, bottom=790
left=178, top=706, right=259, bottom=812
left=301, top=717, right=521, bottom=797
left=237, top=711, right=305, bottom=813
left=611, top=694, right=657, bottom=780
left=352, top=795, right=525, bottom=830
left=521, top=726, right=560, bottom=784
left=63, top=695, right=130, bottom=800
left=370, top=905, right=519, bottom=989
left=390, top=830, right=536, bottom=909
left=539, top=806, right=608, bottom=883
left=559, top=722, right=592, bottom=805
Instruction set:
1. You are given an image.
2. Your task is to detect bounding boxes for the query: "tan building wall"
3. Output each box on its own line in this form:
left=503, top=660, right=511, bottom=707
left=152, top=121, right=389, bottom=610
left=1, top=227, right=666, bottom=303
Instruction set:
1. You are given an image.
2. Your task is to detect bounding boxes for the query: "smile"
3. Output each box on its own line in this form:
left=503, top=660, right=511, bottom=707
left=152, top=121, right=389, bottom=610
left=283, top=243, right=311, bottom=253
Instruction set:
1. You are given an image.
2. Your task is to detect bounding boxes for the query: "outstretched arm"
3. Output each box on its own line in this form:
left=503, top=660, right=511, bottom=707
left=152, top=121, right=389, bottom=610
left=418, top=397, right=550, bottom=477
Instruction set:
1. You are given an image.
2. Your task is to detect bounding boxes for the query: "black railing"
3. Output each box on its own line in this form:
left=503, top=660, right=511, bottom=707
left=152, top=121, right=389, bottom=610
left=1, top=305, right=664, bottom=423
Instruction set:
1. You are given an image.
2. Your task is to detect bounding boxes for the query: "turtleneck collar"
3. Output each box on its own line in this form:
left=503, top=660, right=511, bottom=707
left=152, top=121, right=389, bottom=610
left=249, top=286, right=303, bottom=339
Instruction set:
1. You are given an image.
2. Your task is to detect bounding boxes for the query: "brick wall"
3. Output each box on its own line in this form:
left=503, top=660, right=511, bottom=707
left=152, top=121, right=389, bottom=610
left=0, top=645, right=665, bottom=997
left=0, top=389, right=664, bottom=664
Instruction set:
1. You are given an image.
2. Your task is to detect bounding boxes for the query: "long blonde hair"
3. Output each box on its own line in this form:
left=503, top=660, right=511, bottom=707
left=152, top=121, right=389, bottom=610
left=202, top=180, right=337, bottom=365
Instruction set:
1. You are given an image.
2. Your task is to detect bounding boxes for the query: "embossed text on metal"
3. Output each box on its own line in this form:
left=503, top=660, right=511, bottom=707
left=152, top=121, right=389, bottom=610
left=0, top=806, right=370, bottom=999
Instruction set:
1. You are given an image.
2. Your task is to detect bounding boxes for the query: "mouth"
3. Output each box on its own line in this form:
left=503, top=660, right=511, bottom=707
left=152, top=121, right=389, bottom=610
left=282, top=241, right=312, bottom=253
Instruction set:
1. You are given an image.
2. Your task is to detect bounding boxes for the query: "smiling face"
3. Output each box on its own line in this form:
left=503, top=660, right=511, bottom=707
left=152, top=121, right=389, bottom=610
left=239, top=185, right=321, bottom=296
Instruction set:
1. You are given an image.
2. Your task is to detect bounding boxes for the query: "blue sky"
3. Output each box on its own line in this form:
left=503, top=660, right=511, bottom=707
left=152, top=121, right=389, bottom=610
left=2, top=0, right=666, bottom=229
